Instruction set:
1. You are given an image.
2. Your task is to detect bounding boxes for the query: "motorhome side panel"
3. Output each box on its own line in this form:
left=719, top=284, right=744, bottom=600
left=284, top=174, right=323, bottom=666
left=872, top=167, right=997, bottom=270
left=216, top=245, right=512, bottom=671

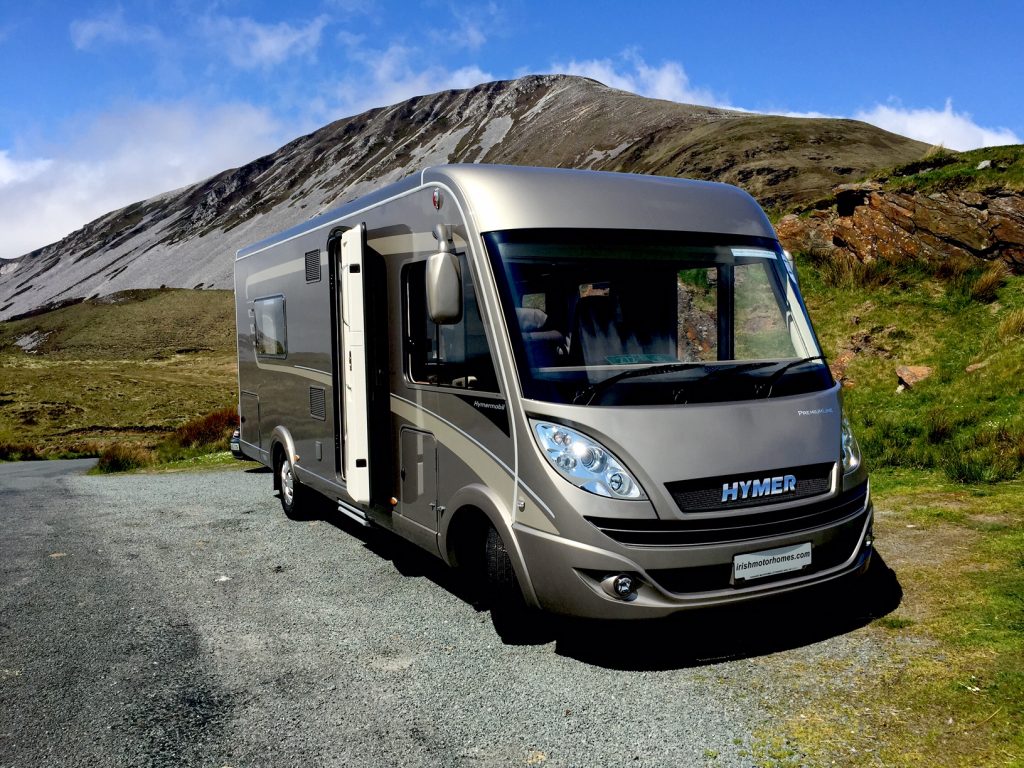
left=235, top=232, right=337, bottom=482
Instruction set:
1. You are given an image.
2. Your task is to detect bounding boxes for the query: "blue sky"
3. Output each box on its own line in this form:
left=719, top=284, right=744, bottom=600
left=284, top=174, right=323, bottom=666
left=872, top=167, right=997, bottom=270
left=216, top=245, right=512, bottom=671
left=1, top=0, right=1022, bottom=259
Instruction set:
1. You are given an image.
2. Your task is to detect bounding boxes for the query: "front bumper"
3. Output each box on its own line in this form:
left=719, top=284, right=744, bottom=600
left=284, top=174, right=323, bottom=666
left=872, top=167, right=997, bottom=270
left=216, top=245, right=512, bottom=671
left=514, top=493, right=873, bottom=619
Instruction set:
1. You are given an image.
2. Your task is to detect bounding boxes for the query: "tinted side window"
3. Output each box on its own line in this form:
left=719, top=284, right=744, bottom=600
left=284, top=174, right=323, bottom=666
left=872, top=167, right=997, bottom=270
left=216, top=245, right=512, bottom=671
left=253, top=295, right=287, bottom=358
left=403, top=256, right=498, bottom=392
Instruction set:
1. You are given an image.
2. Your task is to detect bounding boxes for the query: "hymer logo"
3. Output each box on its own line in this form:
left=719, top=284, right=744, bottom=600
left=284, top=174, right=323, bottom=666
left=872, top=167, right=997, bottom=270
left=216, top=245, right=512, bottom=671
left=721, top=474, right=797, bottom=503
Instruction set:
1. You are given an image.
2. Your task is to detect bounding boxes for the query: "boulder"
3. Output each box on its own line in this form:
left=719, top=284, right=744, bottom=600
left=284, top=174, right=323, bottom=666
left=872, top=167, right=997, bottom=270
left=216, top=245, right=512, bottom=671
left=896, top=365, right=933, bottom=392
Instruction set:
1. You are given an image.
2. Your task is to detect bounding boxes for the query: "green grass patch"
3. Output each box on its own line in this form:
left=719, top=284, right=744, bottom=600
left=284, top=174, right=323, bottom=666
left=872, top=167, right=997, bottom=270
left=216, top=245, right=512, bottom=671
left=0, top=289, right=237, bottom=458
left=796, top=251, right=1024, bottom=484
left=877, top=145, right=1024, bottom=195
left=873, top=615, right=915, bottom=630
left=779, top=471, right=1024, bottom=767
left=90, top=450, right=244, bottom=475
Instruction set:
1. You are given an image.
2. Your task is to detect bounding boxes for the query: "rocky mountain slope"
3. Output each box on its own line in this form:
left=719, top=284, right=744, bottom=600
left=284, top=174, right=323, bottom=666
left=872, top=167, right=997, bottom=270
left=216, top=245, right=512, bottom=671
left=777, top=146, right=1024, bottom=275
left=0, top=74, right=928, bottom=319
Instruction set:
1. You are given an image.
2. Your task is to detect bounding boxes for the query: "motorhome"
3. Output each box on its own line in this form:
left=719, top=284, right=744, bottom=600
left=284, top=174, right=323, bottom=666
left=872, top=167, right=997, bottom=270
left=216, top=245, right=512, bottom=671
left=233, top=164, right=872, bottom=629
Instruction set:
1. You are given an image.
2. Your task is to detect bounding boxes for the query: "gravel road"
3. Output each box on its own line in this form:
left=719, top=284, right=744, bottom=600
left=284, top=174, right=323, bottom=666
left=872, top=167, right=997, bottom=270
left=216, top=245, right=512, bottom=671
left=0, top=460, right=900, bottom=768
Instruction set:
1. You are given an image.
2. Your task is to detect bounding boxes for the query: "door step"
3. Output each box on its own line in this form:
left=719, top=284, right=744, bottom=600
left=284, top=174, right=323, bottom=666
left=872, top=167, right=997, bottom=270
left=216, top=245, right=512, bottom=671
left=337, top=499, right=371, bottom=527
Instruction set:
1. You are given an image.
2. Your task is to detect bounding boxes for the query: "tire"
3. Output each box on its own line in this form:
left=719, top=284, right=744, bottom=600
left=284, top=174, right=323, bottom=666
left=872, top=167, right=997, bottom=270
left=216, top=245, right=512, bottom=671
left=277, top=451, right=308, bottom=520
left=485, top=524, right=549, bottom=644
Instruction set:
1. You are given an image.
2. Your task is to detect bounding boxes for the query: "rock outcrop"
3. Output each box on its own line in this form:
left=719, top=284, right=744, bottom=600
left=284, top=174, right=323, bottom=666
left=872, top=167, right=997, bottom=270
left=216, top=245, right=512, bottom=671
left=777, top=183, right=1024, bottom=274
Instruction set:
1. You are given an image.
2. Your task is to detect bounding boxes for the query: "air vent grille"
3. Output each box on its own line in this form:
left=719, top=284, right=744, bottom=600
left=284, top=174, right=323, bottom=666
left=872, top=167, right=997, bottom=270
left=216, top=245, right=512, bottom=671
left=305, top=249, right=321, bottom=283
left=309, top=387, right=326, bottom=420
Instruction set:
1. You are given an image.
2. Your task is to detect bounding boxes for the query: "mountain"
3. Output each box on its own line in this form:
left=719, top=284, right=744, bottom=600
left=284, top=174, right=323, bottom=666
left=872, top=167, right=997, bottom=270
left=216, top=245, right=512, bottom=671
left=0, top=74, right=928, bottom=320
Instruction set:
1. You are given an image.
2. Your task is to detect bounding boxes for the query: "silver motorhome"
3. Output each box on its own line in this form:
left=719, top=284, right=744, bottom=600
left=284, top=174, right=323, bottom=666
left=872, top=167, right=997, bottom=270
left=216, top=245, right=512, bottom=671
left=234, top=165, right=872, bottom=628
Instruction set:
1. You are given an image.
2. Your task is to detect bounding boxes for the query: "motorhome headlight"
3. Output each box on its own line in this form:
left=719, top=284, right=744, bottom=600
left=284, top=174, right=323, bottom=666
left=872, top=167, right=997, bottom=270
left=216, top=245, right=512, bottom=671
left=841, top=412, right=862, bottom=474
left=532, top=421, right=646, bottom=500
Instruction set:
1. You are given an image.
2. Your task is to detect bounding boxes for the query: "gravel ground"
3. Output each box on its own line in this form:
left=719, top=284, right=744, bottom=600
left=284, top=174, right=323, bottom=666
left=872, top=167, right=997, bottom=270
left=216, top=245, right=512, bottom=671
left=0, top=460, right=901, bottom=768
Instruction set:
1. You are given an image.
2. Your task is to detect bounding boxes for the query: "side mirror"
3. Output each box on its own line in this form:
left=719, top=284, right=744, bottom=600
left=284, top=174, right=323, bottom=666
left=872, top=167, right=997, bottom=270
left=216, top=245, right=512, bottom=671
left=426, top=250, right=462, bottom=324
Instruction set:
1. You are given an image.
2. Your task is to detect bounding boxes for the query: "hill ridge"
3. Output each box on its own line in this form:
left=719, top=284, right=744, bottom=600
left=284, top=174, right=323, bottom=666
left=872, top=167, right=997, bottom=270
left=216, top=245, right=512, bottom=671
left=0, top=73, right=926, bottom=319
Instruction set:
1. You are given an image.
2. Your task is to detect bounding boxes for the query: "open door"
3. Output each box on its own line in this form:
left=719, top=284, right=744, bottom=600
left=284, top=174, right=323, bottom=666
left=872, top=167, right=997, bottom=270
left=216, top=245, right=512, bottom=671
left=341, top=224, right=371, bottom=504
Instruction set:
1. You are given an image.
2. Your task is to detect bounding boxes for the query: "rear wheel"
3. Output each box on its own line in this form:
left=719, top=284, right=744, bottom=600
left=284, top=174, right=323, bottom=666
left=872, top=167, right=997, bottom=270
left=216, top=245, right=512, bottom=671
left=277, top=451, right=308, bottom=519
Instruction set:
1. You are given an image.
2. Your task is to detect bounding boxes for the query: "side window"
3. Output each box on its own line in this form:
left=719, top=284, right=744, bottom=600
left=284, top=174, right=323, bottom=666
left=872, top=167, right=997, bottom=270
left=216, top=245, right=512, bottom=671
left=403, top=255, right=498, bottom=392
left=253, top=295, right=287, bottom=358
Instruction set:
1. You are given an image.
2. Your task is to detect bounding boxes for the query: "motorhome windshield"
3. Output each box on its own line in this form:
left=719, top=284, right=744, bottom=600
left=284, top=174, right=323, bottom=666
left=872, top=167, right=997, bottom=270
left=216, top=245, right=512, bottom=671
left=485, top=229, right=832, bottom=406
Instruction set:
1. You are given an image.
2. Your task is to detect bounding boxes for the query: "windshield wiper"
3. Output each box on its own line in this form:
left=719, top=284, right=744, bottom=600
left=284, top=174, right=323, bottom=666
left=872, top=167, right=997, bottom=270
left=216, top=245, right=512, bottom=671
left=756, top=355, right=827, bottom=398
left=572, top=355, right=827, bottom=406
left=671, top=360, right=777, bottom=403
left=572, top=362, right=706, bottom=405
left=672, top=356, right=827, bottom=403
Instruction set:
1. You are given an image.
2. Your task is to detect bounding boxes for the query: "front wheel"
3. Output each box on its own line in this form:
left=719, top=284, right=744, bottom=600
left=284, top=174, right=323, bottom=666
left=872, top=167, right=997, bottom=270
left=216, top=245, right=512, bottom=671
left=485, top=524, right=549, bottom=644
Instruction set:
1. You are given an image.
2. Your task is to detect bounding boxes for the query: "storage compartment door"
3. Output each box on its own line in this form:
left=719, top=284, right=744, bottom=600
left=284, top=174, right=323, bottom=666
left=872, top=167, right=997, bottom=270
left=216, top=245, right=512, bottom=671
left=239, top=392, right=260, bottom=449
left=400, top=429, right=438, bottom=532
left=341, top=223, right=371, bottom=504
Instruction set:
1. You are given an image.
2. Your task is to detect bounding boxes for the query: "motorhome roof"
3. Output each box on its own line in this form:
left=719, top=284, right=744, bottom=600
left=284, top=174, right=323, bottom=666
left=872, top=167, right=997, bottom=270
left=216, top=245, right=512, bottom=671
left=236, top=164, right=775, bottom=259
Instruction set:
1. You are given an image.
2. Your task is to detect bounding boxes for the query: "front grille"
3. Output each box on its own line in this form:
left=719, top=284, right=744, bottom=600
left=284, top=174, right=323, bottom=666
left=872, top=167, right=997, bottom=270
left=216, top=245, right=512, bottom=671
left=585, top=482, right=867, bottom=548
left=647, top=517, right=866, bottom=594
left=665, top=462, right=834, bottom=512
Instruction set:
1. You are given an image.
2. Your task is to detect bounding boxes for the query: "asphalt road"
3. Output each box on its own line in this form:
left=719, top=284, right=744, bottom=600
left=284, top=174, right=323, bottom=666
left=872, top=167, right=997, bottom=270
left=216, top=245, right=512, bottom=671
left=0, top=460, right=901, bottom=768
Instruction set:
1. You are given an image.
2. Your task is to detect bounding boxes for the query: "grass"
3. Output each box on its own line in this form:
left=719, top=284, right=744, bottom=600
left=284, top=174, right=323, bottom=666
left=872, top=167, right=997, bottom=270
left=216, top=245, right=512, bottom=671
left=90, top=406, right=239, bottom=473
left=0, top=289, right=237, bottom=459
left=795, top=251, right=1024, bottom=485
left=768, top=470, right=1024, bottom=767
left=877, top=145, right=1024, bottom=195
left=95, top=442, right=155, bottom=472
left=766, top=215, right=1023, bottom=765
left=89, top=450, right=243, bottom=475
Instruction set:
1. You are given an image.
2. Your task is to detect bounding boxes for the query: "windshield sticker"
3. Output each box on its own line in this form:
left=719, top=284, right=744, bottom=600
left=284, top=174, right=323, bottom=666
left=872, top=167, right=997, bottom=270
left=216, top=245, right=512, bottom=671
left=605, top=354, right=678, bottom=365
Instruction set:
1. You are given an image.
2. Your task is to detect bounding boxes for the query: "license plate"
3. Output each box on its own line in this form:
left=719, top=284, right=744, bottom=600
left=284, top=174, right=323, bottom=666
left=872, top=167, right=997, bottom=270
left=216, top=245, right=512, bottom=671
left=733, top=542, right=812, bottom=581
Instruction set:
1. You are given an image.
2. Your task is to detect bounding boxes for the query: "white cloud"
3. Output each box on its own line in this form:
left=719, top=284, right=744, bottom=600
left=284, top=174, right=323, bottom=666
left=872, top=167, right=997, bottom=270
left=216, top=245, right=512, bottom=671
left=70, top=9, right=162, bottom=50
left=854, top=99, right=1020, bottom=150
left=0, top=152, right=52, bottom=186
left=457, top=21, right=486, bottom=51
left=200, top=15, right=329, bottom=70
left=552, top=51, right=725, bottom=107
left=328, top=40, right=493, bottom=117
left=0, top=102, right=287, bottom=260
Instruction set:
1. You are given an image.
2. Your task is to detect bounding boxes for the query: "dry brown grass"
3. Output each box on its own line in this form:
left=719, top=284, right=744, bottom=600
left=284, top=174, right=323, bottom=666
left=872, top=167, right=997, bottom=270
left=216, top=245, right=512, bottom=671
left=168, top=406, right=237, bottom=450
left=96, top=443, right=155, bottom=472
left=998, top=307, right=1024, bottom=340
left=970, top=262, right=1010, bottom=303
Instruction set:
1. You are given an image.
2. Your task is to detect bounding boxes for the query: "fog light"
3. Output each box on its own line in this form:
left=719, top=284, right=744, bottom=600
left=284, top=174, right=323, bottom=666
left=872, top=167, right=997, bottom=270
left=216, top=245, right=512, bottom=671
left=612, top=574, right=636, bottom=600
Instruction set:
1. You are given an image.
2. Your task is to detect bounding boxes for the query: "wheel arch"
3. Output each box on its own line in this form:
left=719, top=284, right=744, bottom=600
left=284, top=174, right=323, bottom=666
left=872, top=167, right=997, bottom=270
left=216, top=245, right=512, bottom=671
left=440, top=483, right=540, bottom=608
left=269, top=426, right=297, bottom=491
